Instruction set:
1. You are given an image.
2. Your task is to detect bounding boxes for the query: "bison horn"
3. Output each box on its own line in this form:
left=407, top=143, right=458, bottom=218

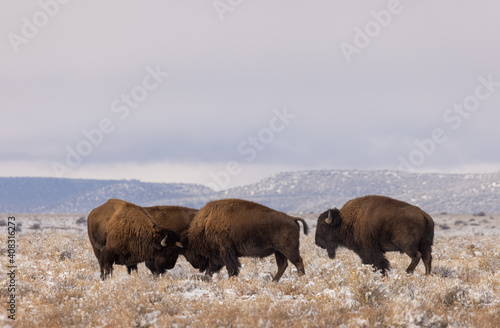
left=160, top=235, right=169, bottom=247
left=175, top=242, right=184, bottom=248
left=325, top=210, right=333, bottom=224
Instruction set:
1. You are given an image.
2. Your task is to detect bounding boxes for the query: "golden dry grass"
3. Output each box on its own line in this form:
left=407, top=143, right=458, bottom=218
left=2, top=216, right=500, bottom=328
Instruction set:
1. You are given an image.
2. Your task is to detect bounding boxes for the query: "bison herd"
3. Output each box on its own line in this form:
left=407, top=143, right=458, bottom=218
left=87, top=195, right=434, bottom=282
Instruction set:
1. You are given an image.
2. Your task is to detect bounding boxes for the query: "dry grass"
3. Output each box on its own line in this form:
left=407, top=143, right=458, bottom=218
left=2, top=215, right=500, bottom=328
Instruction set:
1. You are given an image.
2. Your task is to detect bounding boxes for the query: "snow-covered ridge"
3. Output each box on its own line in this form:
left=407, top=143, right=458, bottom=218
left=1, top=169, right=499, bottom=214
left=0, top=177, right=212, bottom=214
left=221, top=170, right=500, bottom=214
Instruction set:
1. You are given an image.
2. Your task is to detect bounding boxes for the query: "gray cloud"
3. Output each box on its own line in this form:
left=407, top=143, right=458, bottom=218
left=1, top=1, right=499, bottom=185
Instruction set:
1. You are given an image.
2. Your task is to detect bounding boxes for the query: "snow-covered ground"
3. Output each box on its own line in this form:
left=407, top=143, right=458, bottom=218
left=2, top=213, right=499, bottom=327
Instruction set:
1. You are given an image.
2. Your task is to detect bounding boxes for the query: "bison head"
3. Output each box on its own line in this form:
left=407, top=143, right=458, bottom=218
left=160, top=230, right=210, bottom=273
left=153, top=251, right=178, bottom=272
left=315, top=208, right=342, bottom=259
left=149, top=229, right=182, bottom=274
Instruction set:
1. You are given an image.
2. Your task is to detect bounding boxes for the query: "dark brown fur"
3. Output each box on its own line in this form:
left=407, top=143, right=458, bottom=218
left=163, top=199, right=309, bottom=282
left=315, top=195, right=434, bottom=275
left=87, top=199, right=197, bottom=279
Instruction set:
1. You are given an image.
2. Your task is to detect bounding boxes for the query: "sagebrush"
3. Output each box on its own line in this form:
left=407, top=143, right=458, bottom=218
left=2, top=215, right=499, bottom=327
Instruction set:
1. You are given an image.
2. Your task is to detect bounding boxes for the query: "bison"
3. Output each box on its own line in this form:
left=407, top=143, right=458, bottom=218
left=87, top=199, right=197, bottom=279
left=161, top=198, right=309, bottom=282
left=315, top=195, right=434, bottom=275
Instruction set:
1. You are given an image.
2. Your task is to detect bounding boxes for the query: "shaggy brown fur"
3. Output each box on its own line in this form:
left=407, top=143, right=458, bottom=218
left=315, top=195, right=434, bottom=275
left=123, top=205, right=198, bottom=275
left=145, top=205, right=197, bottom=236
left=162, top=198, right=309, bottom=282
left=87, top=199, right=197, bottom=280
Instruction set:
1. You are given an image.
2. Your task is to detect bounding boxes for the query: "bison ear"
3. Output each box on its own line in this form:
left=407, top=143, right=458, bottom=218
left=332, top=215, right=342, bottom=227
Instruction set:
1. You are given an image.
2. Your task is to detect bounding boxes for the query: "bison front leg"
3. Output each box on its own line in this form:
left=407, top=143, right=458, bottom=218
left=145, top=260, right=159, bottom=276
left=223, top=251, right=241, bottom=278
left=376, top=254, right=390, bottom=276
left=127, top=264, right=138, bottom=275
left=361, top=250, right=390, bottom=276
left=273, top=251, right=288, bottom=282
left=206, top=261, right=224, bottom=277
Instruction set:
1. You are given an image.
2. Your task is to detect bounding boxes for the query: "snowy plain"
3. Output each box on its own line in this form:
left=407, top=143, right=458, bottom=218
left=2, top=212, right=499, bottom=327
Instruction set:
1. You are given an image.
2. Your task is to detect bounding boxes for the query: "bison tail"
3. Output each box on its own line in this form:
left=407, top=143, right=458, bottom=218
left=424, top=213, right=434, bottom=244
left=427, top=227, right=434, bottom=245
left=294, top=218, right=309, bottom=235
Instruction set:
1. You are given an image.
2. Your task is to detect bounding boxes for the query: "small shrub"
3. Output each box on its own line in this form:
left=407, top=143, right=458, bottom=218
left=434, top=266, right=455, bottom=279
left=76, top=216, right=87, bottom=224
left=30, top=223, right=41, bottom=229
left=477, top=251, right=500, bottom=274
left=59, top=250, right=73, bottom=261
left=441, top=286, right=468, bottom=307
left=0, top=219, right=7, bottom=226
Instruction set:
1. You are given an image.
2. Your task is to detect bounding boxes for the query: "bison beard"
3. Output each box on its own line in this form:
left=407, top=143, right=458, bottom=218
left=315, top=195, right=434, bottom=276
left=162, top=199, right=309, bottom=282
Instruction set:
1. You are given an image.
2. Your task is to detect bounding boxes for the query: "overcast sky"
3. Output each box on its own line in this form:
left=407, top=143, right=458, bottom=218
left=1, top=1, right=499, bottom=189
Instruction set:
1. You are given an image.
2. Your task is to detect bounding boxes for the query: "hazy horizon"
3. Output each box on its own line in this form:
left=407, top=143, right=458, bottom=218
left=2, top=1, right=499, bottom=189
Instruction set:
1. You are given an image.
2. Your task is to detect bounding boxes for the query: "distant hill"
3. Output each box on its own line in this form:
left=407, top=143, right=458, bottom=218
left=1, top=170, right=499, bottom=214
left=220, top=170, right=500, bottom=214
left=0, top=177, right=213, bottom=214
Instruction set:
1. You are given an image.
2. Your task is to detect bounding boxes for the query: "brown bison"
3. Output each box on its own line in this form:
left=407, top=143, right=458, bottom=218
left=87, top=199, right=197, bottom=279
left=161, top=198, right=309, bottom=282
left=315, top=195, right=434, bottom=275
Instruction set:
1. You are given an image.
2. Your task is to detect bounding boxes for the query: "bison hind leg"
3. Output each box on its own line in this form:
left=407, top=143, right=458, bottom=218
left=419, top=241, right=432, bottom=275
left=422, top=251, right=432, bottom=275
left=100, top=249, right=115, bottom=280
left=405, top=250, right=422, bottom=274
left=272, top=251, right=289, bottom=282
left=92, top=248, right=106, bottom=280
left=277, top=243, right=305, bottom=280
left=290, top=256, right=305, bottom=277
